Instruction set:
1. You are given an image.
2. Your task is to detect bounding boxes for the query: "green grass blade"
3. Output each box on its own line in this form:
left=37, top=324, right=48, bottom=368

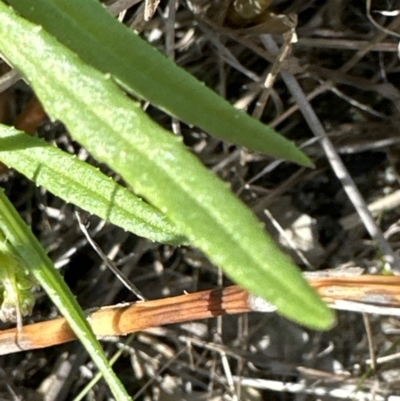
left=0, top=190, right=132, bottom=401
left=0, top=4, right=334, bottom=329
left=7, top=0, right=313, bottom=167
left=0, top=125, right=186, bottom=245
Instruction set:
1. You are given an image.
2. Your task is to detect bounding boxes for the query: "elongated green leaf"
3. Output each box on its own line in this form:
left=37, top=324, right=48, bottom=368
left=0, top=190, right=132, bottom=401
left=0, top=4, right=334, bottom=329
left=0, top=125, right=186, bottom=245
left=7, top=0, right=313, bottom=167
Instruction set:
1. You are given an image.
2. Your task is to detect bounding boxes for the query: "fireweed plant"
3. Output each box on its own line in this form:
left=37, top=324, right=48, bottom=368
left=0, top=2, right=334, bottom=399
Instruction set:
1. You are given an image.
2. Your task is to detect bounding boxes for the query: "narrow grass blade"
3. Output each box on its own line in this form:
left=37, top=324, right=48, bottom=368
left=0, top=190, right=132, bottom=401
left=0, top=4, right=334, bottom=329
left=0, top=125, right=186, bottom=245
left=8, top=0, right=313, bottom=167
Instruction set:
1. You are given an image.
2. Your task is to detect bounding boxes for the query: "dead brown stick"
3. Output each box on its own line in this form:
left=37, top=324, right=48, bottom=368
left=0, top=286, right=250, bottom=355
left=2, top=276, right=400, bottom=355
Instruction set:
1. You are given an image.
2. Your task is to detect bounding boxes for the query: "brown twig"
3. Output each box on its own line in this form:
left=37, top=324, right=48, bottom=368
left=0, top=285, right=249, bottom=355
left=2, top=276, right=400, bottom=355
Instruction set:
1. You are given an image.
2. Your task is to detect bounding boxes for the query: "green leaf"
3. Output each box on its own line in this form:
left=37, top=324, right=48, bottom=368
left=0, top=4, right=334, bottom=329
left=0, top=190, right=132, bottom=401
left=0, top=248, right=35, bottom=328
left=0, top=125, right=186, bottom=245
left=7, top=0, right=313, bottom=167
